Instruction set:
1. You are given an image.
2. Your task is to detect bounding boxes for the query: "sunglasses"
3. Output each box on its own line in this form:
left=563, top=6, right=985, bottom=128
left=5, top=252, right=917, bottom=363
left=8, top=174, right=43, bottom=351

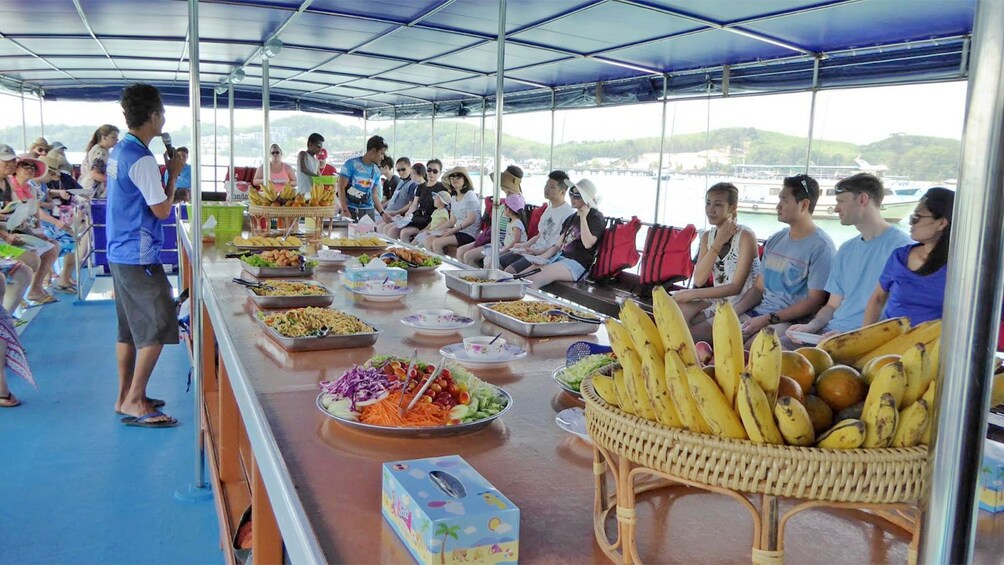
left=18, top=163, right=36, bottom=171
left=270, top=151, right=281, bottom=155
left=427, top=168, right=440, bottom=174
left=449, top=173, right=465, bottom=179
left=569, top=187, right=582, bottom=199
left=909, top=213, right=935, bottom=225
left=396, top=167, right=408, bottom=173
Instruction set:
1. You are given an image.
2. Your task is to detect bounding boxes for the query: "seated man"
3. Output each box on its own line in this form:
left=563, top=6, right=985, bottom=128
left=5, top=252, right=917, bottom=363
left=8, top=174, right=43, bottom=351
left=786, top=173, right=911, bottom=343
left=732, top=174, right=835, bottom=348
left=378, top=157, right=416, bottom=232
left=502, top=170, right=574, bottom=273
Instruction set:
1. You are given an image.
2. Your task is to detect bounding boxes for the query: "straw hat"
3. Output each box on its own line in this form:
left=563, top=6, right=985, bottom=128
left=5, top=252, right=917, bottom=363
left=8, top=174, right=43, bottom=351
left=39, top=154, right=63, bottom=177
left=490, top=165, right=523, bottom=194
left=444, top=166, right=474, bottom=190
left=16, top=155, right=48, bottom=181
left=30, top=136, right=52, bottom=152
left=564, top=178, right=598, bottom=208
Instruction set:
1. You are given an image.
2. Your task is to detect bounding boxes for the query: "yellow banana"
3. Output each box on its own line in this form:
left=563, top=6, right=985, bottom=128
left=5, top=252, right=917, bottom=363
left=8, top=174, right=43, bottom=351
left=737, top=372, right=784, bottom=444
left=853, top=319, right=942, bottom=369
left=928, top=336, right=941, bottom=381
left=862, top=392, right=898, bottom=448
left=712, top=301, right=744, bottom=407
left=620, top=350, right=657, bottom=421
left=863, top=361, right=906, bottom=414
left=861, top=354, right=900, bottom=385
left=817, top=317, right=910, bottom=365
left=591, top=375, right=620, bottom=407
left=921, top=381, right=936, bottom=445
left=664, top=350, right=707, bottom=432
left=816, top=419, right=866, bottom=449
left=604, top=319, right=635, bottom=362
left=620, top=300, right=664, bottom=353
left=892, top=398, right=929, bottom=447
left=994, top=372, right=1004, bottom=407
left=900, top=343, right=931, bottom=408
left=638, top=342, right=681, bottom=427
left=688, top=365, right=747, bottom=440
left=611, top=368, right=634, bottom=415
left=651, top=286, right=698, bottom=366
left=748, top=328, right=782, bottom=406
left=774, top=396, right=815, bottom=446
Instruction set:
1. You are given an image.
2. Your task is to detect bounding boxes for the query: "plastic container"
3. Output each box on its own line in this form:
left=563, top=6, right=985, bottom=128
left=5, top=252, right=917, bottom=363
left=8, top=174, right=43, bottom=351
left=186, top=203, right=245, bottom=232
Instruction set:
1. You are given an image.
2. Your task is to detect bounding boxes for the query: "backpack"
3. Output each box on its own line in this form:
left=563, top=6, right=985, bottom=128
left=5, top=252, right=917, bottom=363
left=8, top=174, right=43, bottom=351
left=590, top=216, right=642, bottom=280
left=639, top=224, right=698, bottom=286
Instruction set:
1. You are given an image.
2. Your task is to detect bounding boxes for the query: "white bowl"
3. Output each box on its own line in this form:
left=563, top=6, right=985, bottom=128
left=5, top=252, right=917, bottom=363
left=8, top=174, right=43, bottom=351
left=418, top=309, right=455, bottom=326
left=363, top=279, right=403, bottom=294
left=318, top=248, right=342, bottom=259
left=463, top=336, right=506, bottom=358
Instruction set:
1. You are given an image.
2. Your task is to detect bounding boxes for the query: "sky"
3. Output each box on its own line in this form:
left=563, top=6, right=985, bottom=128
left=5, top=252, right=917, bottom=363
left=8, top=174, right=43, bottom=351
left=0, top=80, right=967, bottom=147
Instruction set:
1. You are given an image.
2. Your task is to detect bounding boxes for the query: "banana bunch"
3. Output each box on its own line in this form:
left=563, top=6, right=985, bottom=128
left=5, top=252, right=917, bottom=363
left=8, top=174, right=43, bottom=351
left=232, top=235, right=301, bottom=247
left=310, top=184, right=336, bottom=207
left=587, top=288, right=961, bottom=451
left=249, top=182, right=307, bottom=207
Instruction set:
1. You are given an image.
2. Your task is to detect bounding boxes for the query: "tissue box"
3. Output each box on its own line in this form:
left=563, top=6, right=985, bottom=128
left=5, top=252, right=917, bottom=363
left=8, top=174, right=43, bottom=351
left=980, top=439, right=1004, bottom=512
left=382, top=455, right=519, bottom=565
left=344, top=266, right=407, bottom=290
left=348, top=222, right=377, bottom=237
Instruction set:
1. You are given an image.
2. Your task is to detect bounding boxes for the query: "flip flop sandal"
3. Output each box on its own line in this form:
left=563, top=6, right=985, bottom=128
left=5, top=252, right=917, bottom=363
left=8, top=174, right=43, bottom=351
left=52, top=283, right=78, bottom=294
left=114, top=398, right=165, bottom=416
left=0, top=393, right=21, bottom=408
left=27, top=294, right=59, bottom=306
left=121, top=411, right=178, bottom=428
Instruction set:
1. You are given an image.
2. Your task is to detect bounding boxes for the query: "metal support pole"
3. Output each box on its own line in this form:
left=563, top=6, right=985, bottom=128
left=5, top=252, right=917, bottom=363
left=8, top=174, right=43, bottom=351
left=488, top=0, right=507, bottom=271
left=549, top=89, right=556, bottom=172
left=364, top=115, right=368, bottom=145
left=213, top=91, right=218, bottom=193
left=431, top=112, right=436, bottom=158
left=479, top=102, right=486, bottom=196
left=187, top=0, right=206, bottom=489
left=804, top=57, right=821, bottom=174
left=392, top=109, right=397, bottom=157
left=262, top=58, right=271, bottom=176
left=654, top=75, right=668, bottom=224
left=20, top=90, right=27, bottom=152
left=920, top=0, right=1004, bottom=562
left=228, top=82, right=235, bottom=196
left=39, top=96, right=44, bottom=138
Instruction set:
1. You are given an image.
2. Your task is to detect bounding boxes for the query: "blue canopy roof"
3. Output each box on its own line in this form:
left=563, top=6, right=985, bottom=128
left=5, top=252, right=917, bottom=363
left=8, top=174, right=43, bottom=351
left=0, top=0, right=976, bottom=118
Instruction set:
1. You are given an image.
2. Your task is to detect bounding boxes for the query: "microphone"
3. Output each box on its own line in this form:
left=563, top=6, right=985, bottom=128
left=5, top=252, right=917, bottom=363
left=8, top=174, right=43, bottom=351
left=162, top=133, right=176, bottom=159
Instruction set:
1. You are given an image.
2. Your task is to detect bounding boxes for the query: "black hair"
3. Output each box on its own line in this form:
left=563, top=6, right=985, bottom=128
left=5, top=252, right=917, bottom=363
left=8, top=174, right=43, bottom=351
left=547, top=170, right=569, bottom=185
left=396, top=156, right=411, bottom=166
left=448, top=170, right=473, bottom=194
left=835, top=172, right=884, bottom=205
left=915, top=187, right=954, bottom=276
left=366, top=135, right=388, bottom=152
left=426, top=158, right=442, bottom=170
left=505, top=164, right=524, bottom=179
left=411, top=162, right=428, bottom=182
left=706, top=182, right=739, bottom=220
left=176, top=146, right=189, bottom=155
left=120, top=84, right=163, bottom=130
left=307, top=133, right=324, bottom=145
left=380, top=156, right=394, bottom=169
left=783, top=174, right=820, bottom=213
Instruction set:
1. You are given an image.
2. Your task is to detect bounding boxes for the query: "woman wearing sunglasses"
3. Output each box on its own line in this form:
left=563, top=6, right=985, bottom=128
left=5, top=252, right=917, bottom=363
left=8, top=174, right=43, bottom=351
left=253, top=144, right=297, bottom=193
left=862, top=187, right=954, bottom=326
left=398, top=159, right=446, bottom=243
left=429, top=167, right=481, bottom=256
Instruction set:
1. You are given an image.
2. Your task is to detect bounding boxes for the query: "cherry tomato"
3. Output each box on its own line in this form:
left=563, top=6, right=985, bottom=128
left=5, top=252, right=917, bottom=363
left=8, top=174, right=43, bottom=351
left=430, top=383, right=442, bottom=393
left=441, top=369, right=451, bottom=379
left=420, top=396, right=432, bottom=403
left=436, top=378, right=447, bottom=388
left=393, top=368, right=406, bottom=378
left=458, top=391, right=471, bottom=405
left=448, top=384, right=460, bottom=396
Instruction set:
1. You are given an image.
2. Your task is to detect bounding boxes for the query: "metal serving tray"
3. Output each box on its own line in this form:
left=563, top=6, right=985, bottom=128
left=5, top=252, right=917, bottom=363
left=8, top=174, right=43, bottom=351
left=246, top=281, right=335, bottom=309
left=256, top=310, right=381, bottom=351
left=443, top=269, right=527, bottom=301
left=240, top=259, right=314, bottom=278
left=477, top=302, right=601, bottom=337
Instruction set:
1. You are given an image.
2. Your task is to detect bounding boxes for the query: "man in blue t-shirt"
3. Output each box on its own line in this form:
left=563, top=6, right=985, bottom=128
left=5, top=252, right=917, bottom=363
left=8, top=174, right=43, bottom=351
left=734, top=174, right=835, bottom=347
left=163, top=146, right=191, bottom=202
left=106, top=83, right=184, bottom=428
left=337, top=135, right=387, bottom=221
left=786, top=173, right=912, bottom=343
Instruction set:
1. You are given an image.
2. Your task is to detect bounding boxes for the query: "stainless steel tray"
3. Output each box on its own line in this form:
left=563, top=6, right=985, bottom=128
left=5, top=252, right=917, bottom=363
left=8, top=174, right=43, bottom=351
left=477, top=302, right=601, bottom=337
left=315, top=386, right=512, bottom=438
left=443, top=269, right=526, bottom=301
left=256, top=310, right=381, bottom=351
left=240, top=259, right=314, bottom=278
left=246, top=282, right=335, bottom=309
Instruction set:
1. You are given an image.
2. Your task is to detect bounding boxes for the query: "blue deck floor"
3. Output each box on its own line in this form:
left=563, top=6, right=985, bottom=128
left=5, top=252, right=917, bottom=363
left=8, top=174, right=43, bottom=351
left=0, top=282, right=222, bottom=564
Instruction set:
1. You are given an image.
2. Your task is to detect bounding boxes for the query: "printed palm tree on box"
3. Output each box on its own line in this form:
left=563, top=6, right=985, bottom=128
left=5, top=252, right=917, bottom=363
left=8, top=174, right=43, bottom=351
left=435, top=523, right=460, bottom=564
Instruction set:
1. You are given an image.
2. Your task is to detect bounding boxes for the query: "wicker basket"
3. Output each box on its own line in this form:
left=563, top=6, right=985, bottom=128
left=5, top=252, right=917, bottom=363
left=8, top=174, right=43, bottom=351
left=248, top=204, right=337, bottom=238
left=581, top=378, right=926, bottom=564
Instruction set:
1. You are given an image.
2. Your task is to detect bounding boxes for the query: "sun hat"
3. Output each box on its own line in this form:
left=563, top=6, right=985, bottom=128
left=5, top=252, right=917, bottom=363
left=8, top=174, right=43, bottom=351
left=490, top=165, right=523, bottom=194
left=564, top=178, right=598, bottom=208
left=444, top=166, right=475, bottom=190
left=50, top=141, right=67, bottom=152
left=433, top=190, right=453, bottom=203
left=0, top=144, right=16, bottom=162
left=16, top=154, right=48, bottom=181
left=30, top=137, right=52, bottom=152
left=503, top=193, right=525, bottom=212
left=39, top=154, right=62, bottom=176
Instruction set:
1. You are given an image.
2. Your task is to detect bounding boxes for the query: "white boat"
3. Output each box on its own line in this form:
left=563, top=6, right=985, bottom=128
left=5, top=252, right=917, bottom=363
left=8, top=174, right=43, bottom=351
left=735, top=180, right=919, bottom=222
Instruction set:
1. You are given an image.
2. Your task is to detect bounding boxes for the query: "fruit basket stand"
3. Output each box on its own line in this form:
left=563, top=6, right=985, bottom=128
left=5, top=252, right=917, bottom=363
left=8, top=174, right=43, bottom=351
left=581, top=379, right=928, bottom=565
left=247, top=204, right=337, bottom=240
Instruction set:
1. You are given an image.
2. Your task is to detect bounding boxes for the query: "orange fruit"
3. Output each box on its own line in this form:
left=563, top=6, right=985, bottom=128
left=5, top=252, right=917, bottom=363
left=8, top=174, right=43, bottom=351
left=803, top=394, right=834, bottom=434
left=781, top=351, right=815, bottom=394
left=776, top=375, right=805, bottom=406
left=795, top=347, right=834, bottom=376
left=815, top=365, right=867, bottom=412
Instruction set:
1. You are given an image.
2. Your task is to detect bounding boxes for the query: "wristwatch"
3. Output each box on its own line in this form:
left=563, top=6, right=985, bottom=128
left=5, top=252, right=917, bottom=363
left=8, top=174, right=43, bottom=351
left=768, top=312, right=782, bottom=325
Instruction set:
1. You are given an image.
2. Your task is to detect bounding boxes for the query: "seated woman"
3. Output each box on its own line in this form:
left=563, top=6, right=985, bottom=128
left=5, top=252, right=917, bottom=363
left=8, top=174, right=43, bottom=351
left=518, top=179, right=605, bottom=289
left=457, top=165, right=523, bottom=263
left=461, top=194, right=527, bottom=267
left=672, top=183, right=761, bottom=342
left=862, top=187, right=954, bottom=326
left=253, top=144, right=297, bottom=192
left=398, top=160, right=445, bottom=243
left=414, top=190, right=453, bottom=248
left=6, top=156, right=61, bottom=304
left=39, top=155, right=82, bottom=293
left=428, top=167, right=482, bottom=257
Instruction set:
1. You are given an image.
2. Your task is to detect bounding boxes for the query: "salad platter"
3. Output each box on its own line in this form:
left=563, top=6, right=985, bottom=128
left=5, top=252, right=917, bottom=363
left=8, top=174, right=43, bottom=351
left=552, top=353, right=619, bottom=398
left=255, top=307, right=381, bottom=351
left=316, top=355, right=511, bottom=437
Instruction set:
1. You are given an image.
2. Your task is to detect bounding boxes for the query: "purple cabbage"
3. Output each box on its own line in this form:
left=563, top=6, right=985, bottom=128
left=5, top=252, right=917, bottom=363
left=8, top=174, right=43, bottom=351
left=319, top=365, right=396, bottom=410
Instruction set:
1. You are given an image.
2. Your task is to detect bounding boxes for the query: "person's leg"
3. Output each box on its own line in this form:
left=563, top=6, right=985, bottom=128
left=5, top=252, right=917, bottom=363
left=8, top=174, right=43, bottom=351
left=58, top=253, right=77, bottom=288
left=432, top=235, right=458, bottom=255
left=118, top=343, right=167, bottom=420
left=399, top=227, right=418, bottom=244
left=456, top=242, right=475, bottom=261
left=498, top=252, right=519, bottom=270
left=677, top=299, right=711, bottom=325
left=115, top=341, right=137, bottom=412
left=462, top=247, right=484, bottom=267
left=504, top=257, right=531, bottom=274
left=526, top=263, right=574, bottom=289
left=4, top=265, right=31, bottom=314
left=29, top=246, right=59, bottom=297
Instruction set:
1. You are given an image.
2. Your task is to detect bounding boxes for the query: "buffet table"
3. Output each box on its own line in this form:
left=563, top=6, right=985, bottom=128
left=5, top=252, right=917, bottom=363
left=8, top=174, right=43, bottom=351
left=177, top=224, right=987, bottom=564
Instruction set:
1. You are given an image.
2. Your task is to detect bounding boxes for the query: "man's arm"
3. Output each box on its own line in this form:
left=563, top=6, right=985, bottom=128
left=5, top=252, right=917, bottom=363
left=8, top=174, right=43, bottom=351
left=732, top=274, right=765, bottom=316
left=774, top=289, right=829, bottom=324
left=146, top=152, right=181, bottom=219
left=372, top=184, right=384, bottom=214
left=337, top=175, right=350, bottom=215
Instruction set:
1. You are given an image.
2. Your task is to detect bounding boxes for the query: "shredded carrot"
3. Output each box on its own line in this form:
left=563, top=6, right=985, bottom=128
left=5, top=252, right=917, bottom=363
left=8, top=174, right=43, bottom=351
left=360, top=391, right=449, bottom=427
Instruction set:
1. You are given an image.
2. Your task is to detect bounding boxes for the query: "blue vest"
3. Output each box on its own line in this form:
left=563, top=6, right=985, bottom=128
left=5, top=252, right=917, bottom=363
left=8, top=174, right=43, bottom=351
left=106, top=133, right=165, bottom=265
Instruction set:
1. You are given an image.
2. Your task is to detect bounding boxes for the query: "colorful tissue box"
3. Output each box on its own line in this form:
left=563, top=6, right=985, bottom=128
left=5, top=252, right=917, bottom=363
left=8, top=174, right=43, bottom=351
left=382, top=455, right=519, bottom=565
left=344, top=266, right=407, bottom=290
left=980, top=439, right=1004, bottom=512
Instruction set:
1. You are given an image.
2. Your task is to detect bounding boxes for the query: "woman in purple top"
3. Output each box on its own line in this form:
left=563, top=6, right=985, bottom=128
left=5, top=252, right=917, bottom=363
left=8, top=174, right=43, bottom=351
left=862, top=187, right=954, bottom=326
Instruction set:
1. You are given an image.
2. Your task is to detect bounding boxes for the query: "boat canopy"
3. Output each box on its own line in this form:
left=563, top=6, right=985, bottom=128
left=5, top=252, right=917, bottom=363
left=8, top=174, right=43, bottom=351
left=0, top=0, right=975, bottom=118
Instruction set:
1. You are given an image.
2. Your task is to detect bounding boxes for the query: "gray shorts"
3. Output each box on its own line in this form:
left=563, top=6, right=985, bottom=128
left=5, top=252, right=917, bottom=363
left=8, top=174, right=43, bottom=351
left=109, top=262, right=180, bottom=348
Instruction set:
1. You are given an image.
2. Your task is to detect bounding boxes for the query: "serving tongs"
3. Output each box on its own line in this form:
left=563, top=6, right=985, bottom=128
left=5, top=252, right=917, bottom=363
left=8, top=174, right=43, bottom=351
left=492, top=267, right=541, bottom=283
left=546, top=308, right=602, bottom=324
left=402, top=355, right=448, bottom=416
left=232, top=277, right=275, bottom=291
left=396, top=349, right=420, bottom=416
left=380, top=251, right=420, bottom=268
